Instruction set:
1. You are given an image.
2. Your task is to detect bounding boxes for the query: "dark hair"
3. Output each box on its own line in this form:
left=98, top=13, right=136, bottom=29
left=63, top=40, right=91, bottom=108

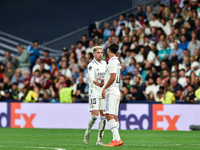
left=157, top=91, right=163, bottom=95
left=66, top=80, right=71, bottom=87
left=44, top=50, right=49, bottom=53
left=120, top=13, right=126, bottom=18
left=108, top=43, right=118, bottom=54
left=77, top=41, right=83, bottom=45
left=33, top=40, right=38, bottom=43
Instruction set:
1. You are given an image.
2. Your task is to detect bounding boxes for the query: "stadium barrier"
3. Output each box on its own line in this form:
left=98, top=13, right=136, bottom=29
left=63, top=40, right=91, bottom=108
left=0, top=103, right=199, bottom=131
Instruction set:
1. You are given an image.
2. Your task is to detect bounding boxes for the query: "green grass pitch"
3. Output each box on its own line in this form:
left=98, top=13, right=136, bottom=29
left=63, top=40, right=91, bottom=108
left=0, top=128, right=200, bottom=150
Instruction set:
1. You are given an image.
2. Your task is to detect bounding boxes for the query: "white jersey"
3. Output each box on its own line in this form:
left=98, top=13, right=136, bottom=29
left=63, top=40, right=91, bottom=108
left=88, top=58, right=107, bottom=96
left=104, top=57, right=121, bottom=95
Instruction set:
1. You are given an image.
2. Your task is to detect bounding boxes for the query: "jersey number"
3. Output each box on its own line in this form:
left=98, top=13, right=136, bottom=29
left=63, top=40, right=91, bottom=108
left=116, top=69, right=121, bottom=83
left=91, top=98, right=96, bottom=104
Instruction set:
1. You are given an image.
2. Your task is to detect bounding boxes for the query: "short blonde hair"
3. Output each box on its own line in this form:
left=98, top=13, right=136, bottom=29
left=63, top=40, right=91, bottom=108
left=93, top=46, right=103, bottom=53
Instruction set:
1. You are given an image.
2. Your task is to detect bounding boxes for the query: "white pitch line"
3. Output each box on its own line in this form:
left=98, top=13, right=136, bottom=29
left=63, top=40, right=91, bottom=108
left=25, top=146, right=66, bottom=150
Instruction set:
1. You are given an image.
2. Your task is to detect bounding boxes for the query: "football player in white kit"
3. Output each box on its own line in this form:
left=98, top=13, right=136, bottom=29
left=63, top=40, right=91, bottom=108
left=84, top=46, right=107, bottom=146
left=102, top=43, right=123, bottom=147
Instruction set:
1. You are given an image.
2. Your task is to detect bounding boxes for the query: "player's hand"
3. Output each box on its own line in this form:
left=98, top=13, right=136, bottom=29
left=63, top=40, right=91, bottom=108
left=102, top=88, right=106, bottom=99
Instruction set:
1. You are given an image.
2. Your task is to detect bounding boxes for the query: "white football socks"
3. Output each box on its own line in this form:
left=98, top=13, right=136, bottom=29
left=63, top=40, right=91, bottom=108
left=108, top=119, right=121, bottom=141
left=97, top=116, right=106, bottom=141
left=116, top=121, right=119, bottom=130
left=87, top=115, right=98, bottom=132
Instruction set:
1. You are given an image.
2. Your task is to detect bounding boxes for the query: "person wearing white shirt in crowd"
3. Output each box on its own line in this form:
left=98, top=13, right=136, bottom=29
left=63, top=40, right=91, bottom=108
left=86, top=40, right=95, bottom=54
left=144, top=21, right=151, bottom=36
left=146, top=50, right=160, bottom=68
left=129, top=20, right=139, bottom=33
left=169, top=12, right=178, bottom=25
left=191, top=61, right=200, bottom=76
left=160, top=18, right=171, bottom=35
left=60, top=61, right=72, bottom=78
left=168, top=35, right=180, bottom=50
left=32, top=58, right=50, bottom=72
left=132, top=47, right=144, bottom=63
left=143, top=35, right=155, bottom=47
left=118, top=13, right=128, bottom=27
left=144, top=77, right=157, bottom=100
left=112, top=20, right=121, bottom=36
left=178, top=69, right=187, bottom=88
left=149, top=14, right=162, bottom=28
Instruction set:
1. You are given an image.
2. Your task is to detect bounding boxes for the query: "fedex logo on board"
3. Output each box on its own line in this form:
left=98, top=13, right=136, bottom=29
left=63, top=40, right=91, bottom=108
left=119, top=104, right=180, bottom=130
left=0, top=103, right=36, bottom=128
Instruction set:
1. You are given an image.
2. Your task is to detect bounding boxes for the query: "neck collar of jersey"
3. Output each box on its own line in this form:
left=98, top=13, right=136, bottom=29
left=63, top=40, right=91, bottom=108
left=94, top=58, right=103, bottom=65
left=108, top=56, right=118, bottom=62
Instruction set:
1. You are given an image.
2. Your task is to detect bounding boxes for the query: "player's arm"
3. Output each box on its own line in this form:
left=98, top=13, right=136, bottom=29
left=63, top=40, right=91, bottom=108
left=88, top=64, right=100, bottom=86
left=102, top=73, right=116, bottom=99
left=71, top=90, right=76, bottom=103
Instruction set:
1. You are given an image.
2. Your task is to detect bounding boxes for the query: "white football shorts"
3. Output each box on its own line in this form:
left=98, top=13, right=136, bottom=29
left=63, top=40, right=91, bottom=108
left=103, top=92, right=120, bottom=115
left=89, top=95, right=105, bottom=112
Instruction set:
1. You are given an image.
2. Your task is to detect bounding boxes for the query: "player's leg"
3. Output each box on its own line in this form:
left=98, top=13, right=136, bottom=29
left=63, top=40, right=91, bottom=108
left=84, top=95, right=99, bottom=144
left=104, top=93, right=122, bottom=147
left=84, top=110, right=98, bottom=144
left=114, top=115, right=119, bottom=130
left=96, top=109, right=106, bottom=145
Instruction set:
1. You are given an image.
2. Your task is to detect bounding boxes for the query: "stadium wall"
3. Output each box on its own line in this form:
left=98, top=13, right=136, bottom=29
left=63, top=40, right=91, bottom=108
left=0, top=103, right=199, bottom=131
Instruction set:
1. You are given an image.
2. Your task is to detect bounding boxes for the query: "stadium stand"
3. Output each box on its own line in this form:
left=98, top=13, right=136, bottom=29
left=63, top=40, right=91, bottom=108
left=0, top=0, right=200, bottom=104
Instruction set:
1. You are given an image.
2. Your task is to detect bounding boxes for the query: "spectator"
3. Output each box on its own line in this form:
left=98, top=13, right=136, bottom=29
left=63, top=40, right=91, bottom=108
left=118, top=13, right=128, bottom=27
left=169, top=42, right=183, bottom=63
left=26, top=40, right=39, bottom=68
left=178, top=69, right=187, bottom=88
left=4, top=89, right=13, bottom=100
left=130, top=85, right=146, bottom=101
left=11, top=82, right=20, bottom=100
left=179, top=35, right=189, bottom=51
left=86, top=40, right=94, bottom=54
left=144, top=77, right=157, bottom=99
left=112, top=19, right=121, bottom=36
left=120, top=63, right=127, bottom=78
left=156, top=90, right=164, bottom=102
left=188, top=33, right=200, bottom=56
left=135, top=5, right=147, bottom=20
left=23, top=83, right=41, bottom=102
left=22, top=69, right=31, bottom=88
left=103, top=22, right=111, bottom=41
left=0, top=63, right=5, bottom=82
left=4, top=61, right=15, bottom=79
left=56, top=75, right=67, bottom=92
left=146, top=5, right=153, bottom=21
left=30, top=70, right=41, bottom=86
left=170, top=77, right=182, bottom=100
left=191, top=61, right=200, bottom=76
left=2, top=51, right=18, bottom=69
left=160, top=18, right=171, bottom=35
left=194, top=49, right=200, bottom=62
left=33, top=58, right=50, bottom=72
left=130, top=67, right=144, bottom=85
left=75, top=41, right=86, bottom=60
left=162, top=86, right=176, bottom=104
left=43, top=89, right=56, bottom=103
left=185, top=85, right=195, bottom=103
left=157, top=41, right=171, bottom=62
left=150, top=14, right=162, bottom=28
left=126, top=57, right=136, bottom=76
left=42, top=50, right=51, bottom=66
left=82, top=35, right=89, bottom=48
left=3, top=76, right=12, bottom=92
left=76, top=76, right=88, bottom=100
left=147, top=91, right=155, bottom=101
left=10, top=68, right=24, bottom=84
left=15, top=44, right=31, bottom=75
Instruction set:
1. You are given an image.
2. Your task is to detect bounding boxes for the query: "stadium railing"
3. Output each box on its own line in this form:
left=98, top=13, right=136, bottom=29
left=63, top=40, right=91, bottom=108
left=0, top=31, right=61, bottom=60
left=42, top=0, right=161, bottom=50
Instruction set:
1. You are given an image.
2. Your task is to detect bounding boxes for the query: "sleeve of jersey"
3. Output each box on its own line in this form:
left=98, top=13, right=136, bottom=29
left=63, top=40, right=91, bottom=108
left=108, top=60, right=117, bottom=74
left=87, top=64, right=95, bottom=82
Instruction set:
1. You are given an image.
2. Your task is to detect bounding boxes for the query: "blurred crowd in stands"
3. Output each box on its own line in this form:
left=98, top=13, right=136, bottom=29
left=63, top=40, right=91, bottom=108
left=1, top=0, right=200, bottom=104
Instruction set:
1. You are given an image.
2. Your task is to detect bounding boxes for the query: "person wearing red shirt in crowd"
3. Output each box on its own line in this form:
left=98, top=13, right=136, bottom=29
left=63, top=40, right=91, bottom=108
left=43, top=50, right=51, bottom=66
